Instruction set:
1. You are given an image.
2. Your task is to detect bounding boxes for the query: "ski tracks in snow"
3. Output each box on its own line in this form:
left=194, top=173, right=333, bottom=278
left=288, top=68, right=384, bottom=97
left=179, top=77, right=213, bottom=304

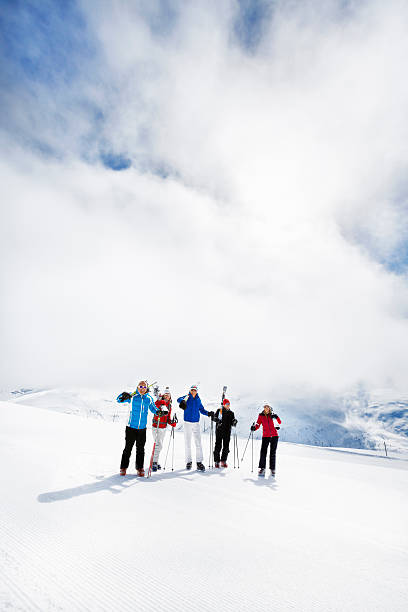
left=1, top=402, right=408, bottom=611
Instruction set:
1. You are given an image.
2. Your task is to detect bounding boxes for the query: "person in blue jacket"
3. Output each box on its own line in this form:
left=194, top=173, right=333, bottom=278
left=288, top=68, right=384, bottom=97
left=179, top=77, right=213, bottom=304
left=177, top=385, right=214, bottom=471
left=117, top=380, right=158, bottom=477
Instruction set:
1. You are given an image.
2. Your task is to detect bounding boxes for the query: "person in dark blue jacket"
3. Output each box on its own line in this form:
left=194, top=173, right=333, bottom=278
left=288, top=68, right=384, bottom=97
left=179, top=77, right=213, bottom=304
left=117, top=380, right=158, bottom=477
left=177, top=385, right=214, bottom=471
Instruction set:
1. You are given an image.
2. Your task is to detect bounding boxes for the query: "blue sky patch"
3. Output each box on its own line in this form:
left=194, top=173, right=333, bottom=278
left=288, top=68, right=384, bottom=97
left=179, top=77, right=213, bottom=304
left=0, top=0, right=95, bottom=87
left=233, top=0, right=274, bottom=52
left=100, top=152, right=132, bottom=172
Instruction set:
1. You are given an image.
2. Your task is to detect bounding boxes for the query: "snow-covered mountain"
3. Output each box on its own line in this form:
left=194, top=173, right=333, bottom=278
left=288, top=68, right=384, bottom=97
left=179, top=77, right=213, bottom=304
left=1, top=397, right=407, bottom=611
left=4, top=386, right=408, bottom=456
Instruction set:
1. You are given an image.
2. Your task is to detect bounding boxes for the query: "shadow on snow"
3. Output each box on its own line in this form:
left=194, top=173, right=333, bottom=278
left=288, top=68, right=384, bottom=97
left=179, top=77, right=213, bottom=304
left=37, top=468, right=225, bottom=503
left=243, top=476, right=279, bottom=490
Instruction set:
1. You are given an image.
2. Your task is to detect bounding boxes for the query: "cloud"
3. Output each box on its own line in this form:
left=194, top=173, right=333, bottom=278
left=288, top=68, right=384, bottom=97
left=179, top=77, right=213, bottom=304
left=1, top=0, right=408, bottom=399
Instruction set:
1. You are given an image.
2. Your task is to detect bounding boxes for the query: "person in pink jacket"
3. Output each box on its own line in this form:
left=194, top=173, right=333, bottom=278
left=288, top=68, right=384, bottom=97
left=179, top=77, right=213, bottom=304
left=151, top=388, right=177, bottom=472
left=251, top=404, right=282, bottom=476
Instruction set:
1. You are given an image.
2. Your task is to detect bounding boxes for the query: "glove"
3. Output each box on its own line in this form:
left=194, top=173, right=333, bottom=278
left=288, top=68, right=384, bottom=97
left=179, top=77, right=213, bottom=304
left=117, top=391, right=131, bottom=403
left=179, top=399, right=187, bottom=410
left=250, top=424, right=256, bottom=432
left=232, top=418, right=237, bottom=427
left=276, top=426, right=280, bottom=430
left=207, top=411, right=215, bottom=418
left=156, top=409, right=164, bottom=417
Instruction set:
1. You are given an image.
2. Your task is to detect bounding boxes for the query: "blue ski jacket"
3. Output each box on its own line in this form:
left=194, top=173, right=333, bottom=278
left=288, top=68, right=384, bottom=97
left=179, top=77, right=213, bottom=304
left=177, top=392, right=209, bottom=423
left=117, top=392, right=157, bottom=429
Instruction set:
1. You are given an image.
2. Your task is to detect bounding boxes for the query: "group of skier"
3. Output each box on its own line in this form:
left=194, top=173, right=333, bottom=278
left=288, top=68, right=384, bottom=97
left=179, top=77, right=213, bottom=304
left=117, top=382, right=282, bottom=478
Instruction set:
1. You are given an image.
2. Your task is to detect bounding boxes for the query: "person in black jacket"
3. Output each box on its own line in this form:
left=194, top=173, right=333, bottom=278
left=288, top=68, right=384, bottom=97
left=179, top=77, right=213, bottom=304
left=212, top=398, right=237, bottom=468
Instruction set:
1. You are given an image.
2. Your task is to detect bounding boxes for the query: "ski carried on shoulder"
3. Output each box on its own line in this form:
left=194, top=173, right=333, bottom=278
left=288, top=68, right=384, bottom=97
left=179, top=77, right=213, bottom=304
left=208, top=385, right=227, bottom=469
left=117, top=381, right=158, bottom=403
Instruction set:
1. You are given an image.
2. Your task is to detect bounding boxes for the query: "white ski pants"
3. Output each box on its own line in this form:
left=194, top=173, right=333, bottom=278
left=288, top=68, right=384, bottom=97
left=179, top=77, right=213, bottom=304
left=184, top=421, right=203, bottom=463
left=152, top=427, right=167, bottom=462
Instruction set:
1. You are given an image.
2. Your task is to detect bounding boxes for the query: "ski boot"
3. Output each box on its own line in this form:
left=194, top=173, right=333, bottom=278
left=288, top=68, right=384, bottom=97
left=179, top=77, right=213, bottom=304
left=221, top=461, right=228, bottom=468
left=157, top=464, right=162, bottom=470
left=186, top=462, right=192, bottom=470
left=152, top=462, right=158, bottom=472
left=215, top=462, right=220, bottom=468
left=258, top=468, right=265, bottom=477
left=136, top=468, right=145, bottom=477
left=119, top=468, right=126, bottom=476
left=270, top=470, right=276, bottom=478
left=197, top=462, right=205, bottom=472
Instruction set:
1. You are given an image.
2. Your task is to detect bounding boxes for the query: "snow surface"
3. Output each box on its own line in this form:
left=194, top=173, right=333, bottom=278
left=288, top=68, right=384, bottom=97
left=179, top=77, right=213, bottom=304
left=1, top=399, right=407, bottom=611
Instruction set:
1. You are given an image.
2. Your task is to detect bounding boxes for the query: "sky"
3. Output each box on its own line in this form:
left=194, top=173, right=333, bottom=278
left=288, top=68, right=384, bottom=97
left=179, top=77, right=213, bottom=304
left=1, top=0, right=408, bottom=400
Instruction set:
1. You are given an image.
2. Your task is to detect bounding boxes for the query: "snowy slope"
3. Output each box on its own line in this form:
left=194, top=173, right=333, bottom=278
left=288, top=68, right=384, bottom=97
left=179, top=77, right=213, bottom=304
left=1, top=400, right=407, bottom=611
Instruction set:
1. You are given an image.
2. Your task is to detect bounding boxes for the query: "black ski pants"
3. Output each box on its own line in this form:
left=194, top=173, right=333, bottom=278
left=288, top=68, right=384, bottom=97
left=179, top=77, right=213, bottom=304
left=258, top=436, right=278, bottom=470
left=120, top=426, right=147, bottom=470
left=214, top=428, right=231, bottom=463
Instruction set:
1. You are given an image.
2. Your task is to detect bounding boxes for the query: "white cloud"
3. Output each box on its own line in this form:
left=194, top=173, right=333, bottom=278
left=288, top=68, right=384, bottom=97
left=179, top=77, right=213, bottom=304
left=2, top=0, right=408, bottom=399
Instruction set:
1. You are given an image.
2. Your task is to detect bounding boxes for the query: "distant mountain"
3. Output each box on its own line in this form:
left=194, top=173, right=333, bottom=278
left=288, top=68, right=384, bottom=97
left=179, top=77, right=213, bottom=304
left=3, top=386, right=408, bottom=456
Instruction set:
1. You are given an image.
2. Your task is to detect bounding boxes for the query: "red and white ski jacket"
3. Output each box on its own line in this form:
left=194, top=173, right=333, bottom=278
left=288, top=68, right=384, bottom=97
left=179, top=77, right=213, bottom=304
left=254, top=413, right=281, bottom=437
left=153, top=399, right=176, bottom=429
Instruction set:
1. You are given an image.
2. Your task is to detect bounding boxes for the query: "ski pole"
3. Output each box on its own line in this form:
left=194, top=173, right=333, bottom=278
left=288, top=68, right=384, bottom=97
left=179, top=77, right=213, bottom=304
left=234, top=431, right=240, bottom=468
left=208, top=418, right=213, bottom=468
left=171, top=427, right=175, bottom=471
left=251, top=431, right=254, bottom=473
left=163, top=412, right=177, bottom=470
left=241, top=428, right=253, bottom=462
left=163, top=427, right=172, bottom=470
left=213, top=424, right=215, bottom=468
left=208, top=421, right=211, bottom=468
left=209, top=418, right=214, bottom=468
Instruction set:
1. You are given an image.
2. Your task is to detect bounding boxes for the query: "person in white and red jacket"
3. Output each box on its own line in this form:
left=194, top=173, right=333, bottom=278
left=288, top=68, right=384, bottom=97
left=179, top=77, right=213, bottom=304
left=251, top=404, right=282, bottom=476
left=151, top=387, right=177, bottom=471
